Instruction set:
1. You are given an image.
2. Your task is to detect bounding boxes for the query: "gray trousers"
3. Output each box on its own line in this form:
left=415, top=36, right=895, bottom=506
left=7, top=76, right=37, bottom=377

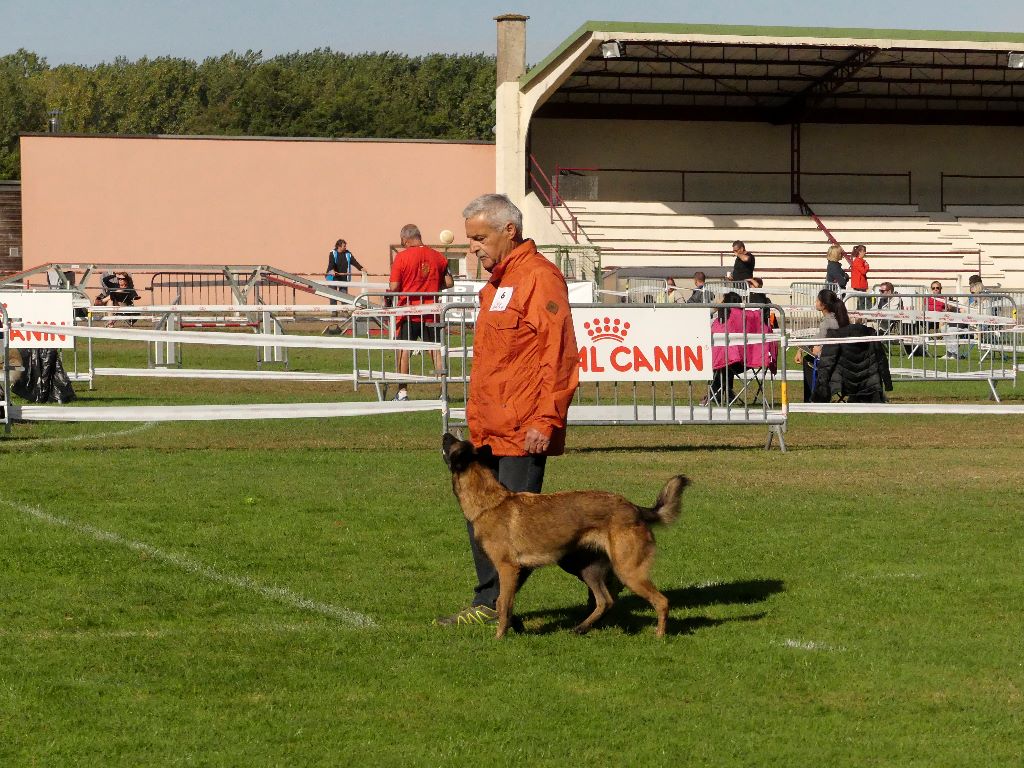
left=467, top=453, right=601, bottom=609
left=468, top=453, right=546, bottom=608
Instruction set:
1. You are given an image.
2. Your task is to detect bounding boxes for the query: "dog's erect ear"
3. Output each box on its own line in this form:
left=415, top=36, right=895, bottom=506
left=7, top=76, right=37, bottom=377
left=476, top=444, right=493, bottom=462
left=442, top=432, right=475, bottom=472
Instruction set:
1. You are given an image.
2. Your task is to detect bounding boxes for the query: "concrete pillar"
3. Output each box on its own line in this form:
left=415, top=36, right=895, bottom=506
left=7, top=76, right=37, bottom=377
left=495, top=14, right=528, bottom=204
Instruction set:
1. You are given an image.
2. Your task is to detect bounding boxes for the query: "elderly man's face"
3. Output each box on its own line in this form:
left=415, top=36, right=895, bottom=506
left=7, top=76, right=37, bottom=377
left=465, top=215, right=516, bottom=273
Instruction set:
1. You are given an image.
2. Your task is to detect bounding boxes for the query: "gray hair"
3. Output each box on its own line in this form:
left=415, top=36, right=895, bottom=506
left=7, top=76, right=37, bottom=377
left=400, top=224, right=421, bottom=242
left=462, top=193, right=522, bottom=234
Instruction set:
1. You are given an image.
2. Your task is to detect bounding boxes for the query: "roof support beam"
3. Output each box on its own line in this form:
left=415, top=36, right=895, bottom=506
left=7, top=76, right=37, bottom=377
left=770, top=46, right=879, bottom=123
left=534, top=101, right=1024, bottom=125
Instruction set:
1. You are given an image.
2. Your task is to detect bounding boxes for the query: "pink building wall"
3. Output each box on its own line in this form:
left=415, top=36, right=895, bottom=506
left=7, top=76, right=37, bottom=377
left=19, top=135, right=495, bottom=278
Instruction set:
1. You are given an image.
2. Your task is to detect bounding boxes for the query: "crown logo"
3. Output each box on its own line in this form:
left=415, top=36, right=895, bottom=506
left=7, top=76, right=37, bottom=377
left=584, top=316, right=630, bottom=342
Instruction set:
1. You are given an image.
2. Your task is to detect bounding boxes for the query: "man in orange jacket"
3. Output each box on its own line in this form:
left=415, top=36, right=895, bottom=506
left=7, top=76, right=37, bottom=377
left=436, top=193, right=581, bottom=628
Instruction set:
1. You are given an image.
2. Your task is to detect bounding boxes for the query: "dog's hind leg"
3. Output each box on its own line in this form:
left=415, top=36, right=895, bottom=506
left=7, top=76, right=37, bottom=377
left=609, top=532, right=670, bottom=638
left=573, top=559, right=613, bottom=635
left=621, top=574, right=670, bottom=638
left=494, top=562, right=521, bottom=639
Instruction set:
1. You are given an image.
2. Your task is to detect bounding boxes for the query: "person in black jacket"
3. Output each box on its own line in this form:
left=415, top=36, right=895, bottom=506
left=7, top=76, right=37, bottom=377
left=726, top=241, right=755, bottom=282
left=825, top=245, right=849, bottom=292
left=95, top=272, right=141, bottom=327
left=813, top=323, right=893, bottom=403
left=746, top=277, right=773, bottom=324
left=325, top=238, right=364, bottom=299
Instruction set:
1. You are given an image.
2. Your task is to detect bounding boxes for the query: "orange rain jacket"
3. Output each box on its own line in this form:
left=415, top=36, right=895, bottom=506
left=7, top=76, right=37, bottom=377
left=467, top=239, right=579, bottom=456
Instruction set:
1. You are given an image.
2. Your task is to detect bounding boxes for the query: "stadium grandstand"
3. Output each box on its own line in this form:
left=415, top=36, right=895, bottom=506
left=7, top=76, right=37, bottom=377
left=495, top=17, right=1024, bottom=294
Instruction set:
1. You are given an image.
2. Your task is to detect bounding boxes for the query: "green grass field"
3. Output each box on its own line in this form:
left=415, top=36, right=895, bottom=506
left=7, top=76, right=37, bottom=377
left=2, top=339, right=1023, bottom=766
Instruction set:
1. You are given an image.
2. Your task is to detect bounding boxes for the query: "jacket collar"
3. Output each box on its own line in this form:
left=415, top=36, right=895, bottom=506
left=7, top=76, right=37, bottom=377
left=488, top=239, right=537, bottom=286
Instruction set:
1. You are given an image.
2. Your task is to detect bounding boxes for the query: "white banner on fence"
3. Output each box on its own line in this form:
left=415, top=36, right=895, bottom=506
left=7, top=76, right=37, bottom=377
left=0, top=291, right=75, bottom=349
left=573, top=306, right=711, bottom=382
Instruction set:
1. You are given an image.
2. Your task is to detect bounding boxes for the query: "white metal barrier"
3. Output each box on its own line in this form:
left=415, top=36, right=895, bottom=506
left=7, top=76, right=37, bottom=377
left=348, top=291, right=450, bottom=401
left=848, top=291, right=1018, bottom=400
left=0, top=320, right=440, bottom=430
left=625, top=278, right=669, bottom=304
left=1, top=303, right=10, bottom=434
left=701, top=280, right=752, bottom=300
left=441, top=301, right=790, bottom=451
left=788, top=282, right=841, bottom=337
left=77, top=304, right=356, bottom=386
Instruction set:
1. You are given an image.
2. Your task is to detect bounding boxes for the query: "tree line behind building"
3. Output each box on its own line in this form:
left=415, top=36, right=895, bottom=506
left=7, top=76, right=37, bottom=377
left=0, top=48, right=497, bottom=179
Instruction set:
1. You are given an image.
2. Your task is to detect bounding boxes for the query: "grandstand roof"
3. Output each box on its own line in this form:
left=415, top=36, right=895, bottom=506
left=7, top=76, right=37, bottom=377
left=525, top=21, right=1024, bottom=125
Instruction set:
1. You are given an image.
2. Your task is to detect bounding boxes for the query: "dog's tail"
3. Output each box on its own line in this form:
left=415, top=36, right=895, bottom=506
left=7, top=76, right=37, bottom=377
left=638, top=475, right=689, bottom=526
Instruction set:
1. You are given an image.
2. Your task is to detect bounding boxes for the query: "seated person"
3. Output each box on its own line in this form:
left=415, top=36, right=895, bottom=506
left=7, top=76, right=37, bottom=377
left=813, top=323, right=893, bottom=403
left=873, top=282, right=903, bottom=312
left=927, top=281, right=965, bottom=360
left=746, top=277, right=774, bottom=326
left=668, top=271, right=709, bottom=304
left=707, top=292, right=778, bottom=405
left=872, top=281, right=906, bottom=340
left=95, top=272, right=141, bottom=325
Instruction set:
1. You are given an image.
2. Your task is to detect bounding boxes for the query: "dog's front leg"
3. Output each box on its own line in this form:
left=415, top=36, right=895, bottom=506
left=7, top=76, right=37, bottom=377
left=494, top=562, right=521, bottom=639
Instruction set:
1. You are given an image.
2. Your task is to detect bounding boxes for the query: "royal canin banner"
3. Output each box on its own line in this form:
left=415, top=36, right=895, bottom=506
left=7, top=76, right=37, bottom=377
left=573, top=306, right=711, bottom=382
left=0, top=291, right=75, bottom=349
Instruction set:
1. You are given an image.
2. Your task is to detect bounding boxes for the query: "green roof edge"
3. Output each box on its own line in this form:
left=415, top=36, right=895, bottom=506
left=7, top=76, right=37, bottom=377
left=520, top=19, right=1024, bottom=88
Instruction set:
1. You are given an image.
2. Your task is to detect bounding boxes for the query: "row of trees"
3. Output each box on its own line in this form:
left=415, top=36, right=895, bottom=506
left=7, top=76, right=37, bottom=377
left=0, top=48, right=497, bottom=179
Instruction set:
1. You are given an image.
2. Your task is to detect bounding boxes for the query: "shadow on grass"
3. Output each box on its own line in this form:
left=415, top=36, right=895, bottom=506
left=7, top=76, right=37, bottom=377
left=521, top=578, right=784, bottom=637
left=569, top=444, right=766, bottom=454
left=72, top=396, right=153, bottom=404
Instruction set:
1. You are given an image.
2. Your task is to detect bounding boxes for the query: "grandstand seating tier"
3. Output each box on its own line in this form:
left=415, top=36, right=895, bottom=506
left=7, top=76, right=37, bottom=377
left=559, top=199, right=1020, bottom=287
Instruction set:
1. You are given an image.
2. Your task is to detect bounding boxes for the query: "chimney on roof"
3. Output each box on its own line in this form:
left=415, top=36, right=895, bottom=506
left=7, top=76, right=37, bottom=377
left=495, top=13, right=529, bottom=85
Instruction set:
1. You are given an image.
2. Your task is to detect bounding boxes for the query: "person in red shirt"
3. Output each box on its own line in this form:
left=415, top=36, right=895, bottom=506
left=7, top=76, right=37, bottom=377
left=928, top=280, right=965, bottom=359
left=850, top=244, right=870, bottom=309
left=388, top=224, right=453, bottom=401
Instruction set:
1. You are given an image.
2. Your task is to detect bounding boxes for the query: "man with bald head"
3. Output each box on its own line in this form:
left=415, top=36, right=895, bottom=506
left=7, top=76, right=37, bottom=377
left=388, top=224, right=453, bottom=401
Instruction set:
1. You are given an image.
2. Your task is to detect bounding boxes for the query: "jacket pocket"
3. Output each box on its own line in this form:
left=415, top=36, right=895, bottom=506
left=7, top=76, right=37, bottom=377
left=487, top=311, right=520, bottom=367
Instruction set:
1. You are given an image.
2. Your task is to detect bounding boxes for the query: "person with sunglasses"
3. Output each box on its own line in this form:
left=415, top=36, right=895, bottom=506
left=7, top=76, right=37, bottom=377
left=929, top=282, right=966, bottom=360
left=927, top=282, right=963, bottom=360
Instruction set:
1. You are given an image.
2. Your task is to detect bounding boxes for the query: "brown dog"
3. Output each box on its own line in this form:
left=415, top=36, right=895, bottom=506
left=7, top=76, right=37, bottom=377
left=442, top=433, right=688, bottom=638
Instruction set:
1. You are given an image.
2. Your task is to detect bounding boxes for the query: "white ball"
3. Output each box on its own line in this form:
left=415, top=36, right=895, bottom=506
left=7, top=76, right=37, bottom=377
left=439, top=229, right=455, bottom=245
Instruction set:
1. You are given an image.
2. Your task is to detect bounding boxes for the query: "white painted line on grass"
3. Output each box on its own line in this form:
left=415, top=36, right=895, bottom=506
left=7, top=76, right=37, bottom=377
left=0, top=496, right=376, bottom=629
left=781, top=639, right=845, bottom=652
left=0, top=421, right=157, bottom=448
left=0, top=621, right=335, bottom=641
left=854, top=572, right=922, bottom=580
left=0, top=627, right=172, bottom=640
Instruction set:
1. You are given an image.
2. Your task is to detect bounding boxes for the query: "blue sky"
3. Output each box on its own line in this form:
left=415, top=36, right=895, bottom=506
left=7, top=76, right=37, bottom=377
left=2, top=0, right=1023, bottom=66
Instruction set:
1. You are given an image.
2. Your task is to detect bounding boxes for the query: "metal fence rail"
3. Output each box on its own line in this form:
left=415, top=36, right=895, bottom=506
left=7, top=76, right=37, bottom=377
left=1, top=303, right=10, bottom=434
left=349, top=291, right=453, bottom=400
left=788, top=282, right=841, bottom=337
left=0, top=262, right=356, bottom=308
left=849, top=291, right=1018, bottom=400
left=441, top=301, right=789, bottom=451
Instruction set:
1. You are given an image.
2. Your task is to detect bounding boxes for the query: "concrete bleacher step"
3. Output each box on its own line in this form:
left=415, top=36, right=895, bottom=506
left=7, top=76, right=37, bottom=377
left=558, top=200, right=1021, bottom=285
left=574, top=215, right=820, bottom=230
left=565, top=200, right=805, bottom=216
left=595, top=243, right=960, bottom=257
